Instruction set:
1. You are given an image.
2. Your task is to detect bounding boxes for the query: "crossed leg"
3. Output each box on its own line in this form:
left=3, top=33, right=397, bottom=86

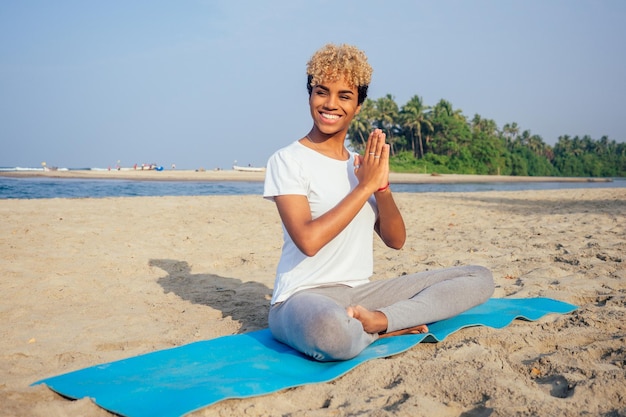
left=269, top=265, right=494, bottom=361
left=347, top=305, right=429, bottom=338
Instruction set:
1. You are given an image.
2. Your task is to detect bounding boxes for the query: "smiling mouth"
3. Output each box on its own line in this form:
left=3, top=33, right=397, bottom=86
left=321, top=113, right=340, bottom=120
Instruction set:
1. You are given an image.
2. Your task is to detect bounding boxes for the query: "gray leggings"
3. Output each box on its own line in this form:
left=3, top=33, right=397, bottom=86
left=268, top=265, right=494, bottom=361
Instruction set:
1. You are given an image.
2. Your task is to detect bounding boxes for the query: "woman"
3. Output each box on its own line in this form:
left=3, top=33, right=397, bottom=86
left=263, top=44, right=494, bottom=361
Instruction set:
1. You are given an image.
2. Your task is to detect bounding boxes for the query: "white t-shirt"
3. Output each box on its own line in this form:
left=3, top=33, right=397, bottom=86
left=264, top=141, right=378, bottom=304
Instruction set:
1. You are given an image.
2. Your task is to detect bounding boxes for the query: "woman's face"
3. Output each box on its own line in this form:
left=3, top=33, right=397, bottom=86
left=309, top=77, right=361, bottom=137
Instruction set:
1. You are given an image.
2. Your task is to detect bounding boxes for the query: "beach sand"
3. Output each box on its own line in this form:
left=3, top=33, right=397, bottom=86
left=1, top=187, right=624, bottom=416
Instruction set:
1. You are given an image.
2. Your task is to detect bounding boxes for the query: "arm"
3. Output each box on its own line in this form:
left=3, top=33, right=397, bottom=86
left=275, top=130, right=391, bottom=257
left=373, top=186, right=406, bottom=249
left=275, top=184, right=373, bottom=257
left=369, top=132, right=406, bottom=249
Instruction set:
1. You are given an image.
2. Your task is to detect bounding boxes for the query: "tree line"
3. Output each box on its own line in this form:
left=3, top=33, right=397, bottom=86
left=347, top=94, right=625, bottom=177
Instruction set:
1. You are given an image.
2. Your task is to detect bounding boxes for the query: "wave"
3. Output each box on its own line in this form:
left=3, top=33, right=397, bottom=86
left=0, top=167, right=99, bottom=172
left=0, top=167, right=45, bottom=171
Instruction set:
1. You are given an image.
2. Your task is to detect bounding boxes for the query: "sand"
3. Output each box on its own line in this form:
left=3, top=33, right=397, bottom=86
left=1, top=186, right=624, bottom=416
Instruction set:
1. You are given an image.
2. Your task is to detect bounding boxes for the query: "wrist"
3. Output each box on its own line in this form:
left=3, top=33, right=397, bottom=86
left=376, top=182, right=390, bottom=193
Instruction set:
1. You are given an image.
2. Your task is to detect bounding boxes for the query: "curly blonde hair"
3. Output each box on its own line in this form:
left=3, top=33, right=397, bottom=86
left=306, top=44, right=373, bottom=105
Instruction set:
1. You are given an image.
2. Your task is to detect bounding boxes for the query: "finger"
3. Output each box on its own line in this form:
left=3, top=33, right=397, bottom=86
left=364, top=131, right=376, bottom=159
left=380, top=143, right=390, bottom=159
left=373, top=132, right=386, bottom=161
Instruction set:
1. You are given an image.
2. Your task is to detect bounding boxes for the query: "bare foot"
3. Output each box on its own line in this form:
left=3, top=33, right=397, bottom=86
left=346, top=305, right=388, bottom=334
left=347, top=305, right=429, bottom=337
left=378, top=324, right=429, bottom=339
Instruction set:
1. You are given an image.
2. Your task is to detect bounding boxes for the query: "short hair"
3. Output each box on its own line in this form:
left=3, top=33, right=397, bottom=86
left=306, top=44, right=372, bottom=105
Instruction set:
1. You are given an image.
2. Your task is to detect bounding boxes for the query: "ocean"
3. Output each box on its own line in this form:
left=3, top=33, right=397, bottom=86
left=0, top=175, right=624, bottom=199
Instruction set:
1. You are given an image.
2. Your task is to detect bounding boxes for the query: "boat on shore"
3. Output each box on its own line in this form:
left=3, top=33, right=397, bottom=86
left=232, top=165, right=266, bottom=173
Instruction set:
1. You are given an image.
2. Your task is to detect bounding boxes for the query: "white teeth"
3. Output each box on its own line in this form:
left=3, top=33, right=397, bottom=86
left=322, top=113, right=339, bottom=119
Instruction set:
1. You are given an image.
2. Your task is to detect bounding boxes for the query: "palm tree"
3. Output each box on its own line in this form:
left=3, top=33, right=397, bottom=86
left=400, top=95, right=432, bottom=158
left=374, top=94, right=400, bottom=154
left=471, top=114, right=498, bottom=136
left=526, top=134, right=547, bottom=156
left=348, top=99, right=375, bottom=152
left=430, top=99, right=468, bottom=156
left=572, top=136, right=584, bottom=156
left=556, top=135, right=572, bottom=154
left=502, top=122, right=520, bottom=149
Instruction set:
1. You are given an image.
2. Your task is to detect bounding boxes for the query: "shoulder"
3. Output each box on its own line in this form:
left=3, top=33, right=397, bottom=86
left=267, top=141, right=316, bottom=170
left=269, top=141, right=306, bottom=160
left=264, top=141, right=310, bottom=198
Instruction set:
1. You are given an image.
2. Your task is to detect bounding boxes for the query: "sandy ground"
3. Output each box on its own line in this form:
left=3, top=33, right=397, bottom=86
left=1, top=187, right=624, bottom=416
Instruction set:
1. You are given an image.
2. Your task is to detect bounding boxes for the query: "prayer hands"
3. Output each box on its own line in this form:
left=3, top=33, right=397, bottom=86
left=354, top=129, right=390, bottom=193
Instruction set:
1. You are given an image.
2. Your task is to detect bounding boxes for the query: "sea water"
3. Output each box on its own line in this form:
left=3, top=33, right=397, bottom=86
left=0, top=176, right=624, bottom=199
left=0, top=177, right=263, bottom=199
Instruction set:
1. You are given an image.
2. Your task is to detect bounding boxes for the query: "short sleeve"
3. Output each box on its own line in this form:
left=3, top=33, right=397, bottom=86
left=263, top=146, right=309, bottom=201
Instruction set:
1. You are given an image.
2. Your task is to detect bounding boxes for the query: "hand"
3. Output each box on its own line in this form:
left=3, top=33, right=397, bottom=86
left=354, top=129, right=389, bottom=192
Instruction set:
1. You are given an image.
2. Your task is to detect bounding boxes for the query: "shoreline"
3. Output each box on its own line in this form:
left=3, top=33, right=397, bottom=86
left=0, top=169, right=615, bottom=184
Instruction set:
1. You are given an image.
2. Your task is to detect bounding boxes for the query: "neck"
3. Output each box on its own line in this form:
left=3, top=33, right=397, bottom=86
left=306, top=129, right=347, bottom=144
left=304, top=131, right=348, bottom=160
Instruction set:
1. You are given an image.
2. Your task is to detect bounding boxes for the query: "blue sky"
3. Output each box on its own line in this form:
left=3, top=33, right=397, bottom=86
left=1, top=0, right=625, bottom=170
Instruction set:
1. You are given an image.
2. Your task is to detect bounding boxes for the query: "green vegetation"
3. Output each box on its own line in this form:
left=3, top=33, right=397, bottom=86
left=347, top=95, right=626, bottom=177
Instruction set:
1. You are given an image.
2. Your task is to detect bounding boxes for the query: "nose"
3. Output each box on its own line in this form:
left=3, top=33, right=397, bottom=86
left=324, top=93, right=338, bottom=109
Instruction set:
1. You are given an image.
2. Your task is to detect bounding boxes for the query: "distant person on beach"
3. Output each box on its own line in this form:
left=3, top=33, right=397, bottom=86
left=263, top=43, right=494, bottom=361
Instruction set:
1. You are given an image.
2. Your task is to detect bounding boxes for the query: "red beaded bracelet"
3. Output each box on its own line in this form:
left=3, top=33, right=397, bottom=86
left=376, top=182, right=390, bottom=193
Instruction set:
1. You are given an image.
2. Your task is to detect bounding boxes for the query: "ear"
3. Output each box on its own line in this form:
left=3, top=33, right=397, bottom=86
left=355, top=103, right=362, bottom=115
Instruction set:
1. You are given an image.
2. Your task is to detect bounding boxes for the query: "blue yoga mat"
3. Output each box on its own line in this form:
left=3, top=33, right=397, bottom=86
left=33, top=297, right=576, bottom=417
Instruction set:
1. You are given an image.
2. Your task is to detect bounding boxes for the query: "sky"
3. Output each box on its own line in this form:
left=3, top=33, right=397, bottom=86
left=1, top=0, right=625, bottom=170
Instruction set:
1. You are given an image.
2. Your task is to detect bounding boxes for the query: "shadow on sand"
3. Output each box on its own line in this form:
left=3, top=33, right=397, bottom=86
left=149, top=259, right=272, bottom=333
